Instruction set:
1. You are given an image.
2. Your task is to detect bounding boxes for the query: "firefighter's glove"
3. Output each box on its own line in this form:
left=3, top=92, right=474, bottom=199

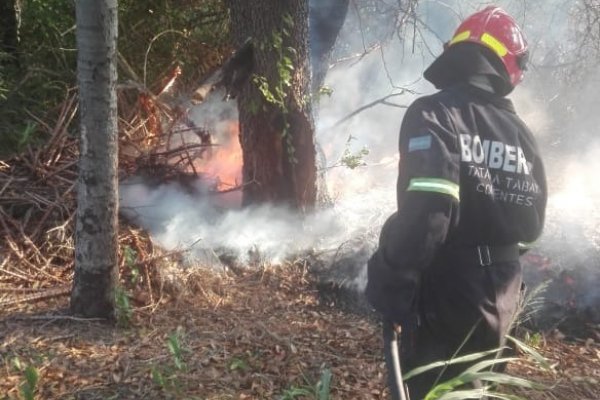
left=393, top=313, right=418, bottom=336
left=365, top=247, right=419, bottom=323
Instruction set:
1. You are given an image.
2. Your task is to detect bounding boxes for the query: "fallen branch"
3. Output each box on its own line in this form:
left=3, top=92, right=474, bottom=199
left=143, top=142, right=216, bottom=159
left=3, top=314, right=106, bottom=322
left=0, top=286, right=71, bottom=307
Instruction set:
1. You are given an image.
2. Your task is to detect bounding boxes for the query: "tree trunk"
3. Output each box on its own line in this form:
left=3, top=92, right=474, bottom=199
left=0, top=0, right=22, bottom=65
left=71, top=0, right=119, bottom=318
left=228, top=0, right=316, bottom=211
left=309, top=0, right=350, bottom=93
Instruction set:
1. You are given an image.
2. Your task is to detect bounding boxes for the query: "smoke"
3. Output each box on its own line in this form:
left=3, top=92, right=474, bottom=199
left=119, top=1, right=600, bottom=314
left=120, top=169, right=392, bottom=279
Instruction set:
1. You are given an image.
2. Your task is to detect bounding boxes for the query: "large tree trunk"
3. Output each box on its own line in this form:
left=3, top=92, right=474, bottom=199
left=71, top=0, right=119, bottom=318
left=228, top=0, right=316, bottom=211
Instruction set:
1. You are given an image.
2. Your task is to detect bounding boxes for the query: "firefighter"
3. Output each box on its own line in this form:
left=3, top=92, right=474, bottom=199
left=365, top=6, right=547, bottom=399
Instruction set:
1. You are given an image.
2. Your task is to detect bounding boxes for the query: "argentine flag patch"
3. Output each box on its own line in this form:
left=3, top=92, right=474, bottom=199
left=408, top=135, right=432, bottom=152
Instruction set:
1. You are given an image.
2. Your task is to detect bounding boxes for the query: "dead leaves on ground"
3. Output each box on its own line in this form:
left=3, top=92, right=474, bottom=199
left=0, top=267, right=385, bottom=399
left=0, top=266, right=599, bottom=399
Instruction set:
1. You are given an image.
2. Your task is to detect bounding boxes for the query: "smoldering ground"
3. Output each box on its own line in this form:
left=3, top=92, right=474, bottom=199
left=119, top=1, right=600, bottom=328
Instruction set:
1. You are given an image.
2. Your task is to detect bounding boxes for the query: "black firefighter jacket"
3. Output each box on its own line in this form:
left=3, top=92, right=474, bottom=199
left=366, top=82, right=547, bottom=320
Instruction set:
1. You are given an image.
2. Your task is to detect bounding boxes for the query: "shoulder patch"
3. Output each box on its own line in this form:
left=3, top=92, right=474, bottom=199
left=408, top=135, right=432, bottom=152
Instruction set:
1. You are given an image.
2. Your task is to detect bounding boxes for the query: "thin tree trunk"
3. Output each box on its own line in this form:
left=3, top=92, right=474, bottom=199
left=71, top=0, right=119, bottom=318
left=0, top=0, right=22, bottom=65
left=228, top=0, right=316, bottom=211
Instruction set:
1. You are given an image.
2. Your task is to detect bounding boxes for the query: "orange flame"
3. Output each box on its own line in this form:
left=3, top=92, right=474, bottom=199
left=195, top=120, right=243, bottom=191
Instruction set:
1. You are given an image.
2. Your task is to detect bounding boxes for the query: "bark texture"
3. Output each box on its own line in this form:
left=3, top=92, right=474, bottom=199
left=71, top=0, right=119, bottom=318
left=228, top=0, right=316, bottom=210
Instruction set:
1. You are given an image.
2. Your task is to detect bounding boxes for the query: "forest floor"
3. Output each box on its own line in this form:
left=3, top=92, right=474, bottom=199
left=1, top=264, right=599, bottom=400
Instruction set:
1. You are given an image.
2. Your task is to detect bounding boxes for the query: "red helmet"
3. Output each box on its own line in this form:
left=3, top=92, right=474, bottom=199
left=447, top=6, right=528, bottom=87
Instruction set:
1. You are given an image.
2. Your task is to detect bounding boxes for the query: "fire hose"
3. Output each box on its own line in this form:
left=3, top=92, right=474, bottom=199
left=385, top=322, right=410, bottom=400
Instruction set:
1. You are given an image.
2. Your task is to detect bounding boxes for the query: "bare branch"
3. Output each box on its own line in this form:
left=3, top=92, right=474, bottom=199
left=330, top=92, right=409, bottom=128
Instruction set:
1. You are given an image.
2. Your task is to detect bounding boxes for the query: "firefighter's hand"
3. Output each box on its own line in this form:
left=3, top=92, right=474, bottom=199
left=390, top=313, right=417, bottom=334
left=365, top=248, right=417, bottom=320
left=391, top=313, right=419, bottom=360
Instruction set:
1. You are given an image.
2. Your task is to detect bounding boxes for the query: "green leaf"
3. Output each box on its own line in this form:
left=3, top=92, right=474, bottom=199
left=280, top=387, right=312, bottom=399
left=24, top=365, right=39, bottom=388
left=19, top=365, right=39, bottom=400
left=151, top=366, right=166, bottom=387
left=282, top=56, right=293, bottom=68
left=458, top=370, right=545, bottom=390
left=316, top=368, right=332, bottom=400
left=436, top=388, right=526, bottom=400
left=340, top=146, right=370, bottom=169
left=404, top=348, right=504, bottom=380
left=506, top=335, right=554, bottom=373
left=114, top=286, right=132, bottom=328
left=463, top=357, right=519, bottom=374
left=229, top=357, right=249, bottom=372
left=130, top=267, right=140, bottom=285
left=17, top=122, right=38, bottom=150
left=282, top=14, right=294, bottom=28
left=12, top=356, right=23, bottom=371
left=123, top=245, right=137, bottom=267
left=318, top=86, right=334, bottom=97
left=166, top=330, right=188, bottom=371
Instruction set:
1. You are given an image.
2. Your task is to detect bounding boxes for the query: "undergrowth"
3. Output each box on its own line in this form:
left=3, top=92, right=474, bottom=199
left=0, top=0, right=230, bottom=156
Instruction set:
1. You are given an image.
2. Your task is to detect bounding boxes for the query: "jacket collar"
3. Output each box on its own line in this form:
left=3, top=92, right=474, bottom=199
left=424, top=42, right=514, bottom=97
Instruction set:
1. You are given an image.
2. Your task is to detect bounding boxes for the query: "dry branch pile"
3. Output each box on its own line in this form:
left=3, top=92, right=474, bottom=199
left=0, top=65, right=222, bottom=309
left=0, top=92, right=80, bottom=299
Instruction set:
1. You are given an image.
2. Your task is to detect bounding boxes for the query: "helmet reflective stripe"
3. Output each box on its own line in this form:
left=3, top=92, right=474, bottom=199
left=450, top=30, right=471, bottom=45
left=480, top=33, right=508, bottom=57
left=407, top=178, right=460, bottom=201
left=450, top=31, right=508, bottom=58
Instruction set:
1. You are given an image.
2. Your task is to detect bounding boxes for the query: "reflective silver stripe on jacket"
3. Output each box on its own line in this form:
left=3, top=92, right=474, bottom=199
left=407, top=178, right=460, bottom=201
left=518, top=241, right=536, bottom=250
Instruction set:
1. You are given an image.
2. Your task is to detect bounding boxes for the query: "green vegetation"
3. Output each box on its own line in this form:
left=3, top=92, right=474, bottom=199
left=114, top=285, right=133, bottom=328
left=122, top=245, right=140, bottom=285
left=0, top=0, right=230, bottom=156
left=403, top=341, right=549, bottom=400
left=253, top=14, right=299, bottom=164
left=0, top=0, right=76, bottom=156
left=280, top=367, right=333, bottom=400
left=10, top=357, right=39, bottom=400
left=19, top=365, right=39, bottom=400
left=340, top=135, right=370, bottom=169
left=401, top=284, right=555, bottom=400
left=151, top=328, right=189, bottom=396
